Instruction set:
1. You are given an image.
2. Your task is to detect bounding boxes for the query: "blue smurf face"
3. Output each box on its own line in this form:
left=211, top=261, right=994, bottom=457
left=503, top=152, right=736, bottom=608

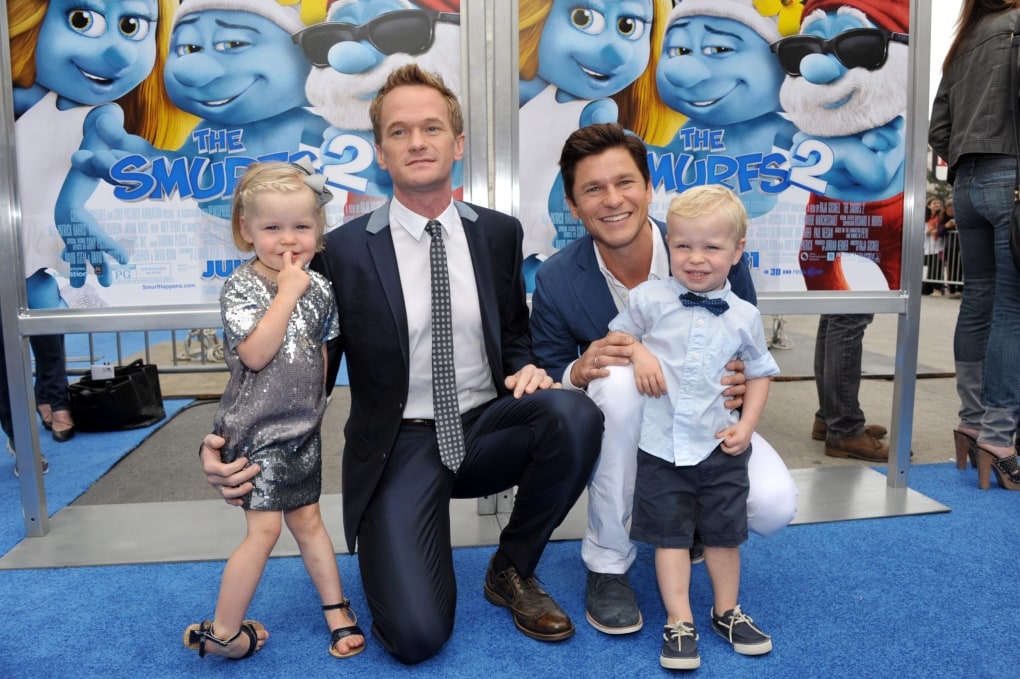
left=794, top=12, right=870, bottom=84
left=165, top=10, right=310, bottom=125
left=656, top=16, right=783, bottom=125
left=35, top=0, right=159, bottom=106
left=537, top=0, right=654, bottom=100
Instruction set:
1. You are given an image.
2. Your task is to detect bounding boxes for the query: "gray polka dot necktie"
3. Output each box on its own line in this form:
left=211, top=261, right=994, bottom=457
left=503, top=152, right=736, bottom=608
left=425, top=220, right=466, bottom=472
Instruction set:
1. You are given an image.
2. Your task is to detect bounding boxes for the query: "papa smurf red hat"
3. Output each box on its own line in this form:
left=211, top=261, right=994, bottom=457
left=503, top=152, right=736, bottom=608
left=800, top=0, right=909, bottom=34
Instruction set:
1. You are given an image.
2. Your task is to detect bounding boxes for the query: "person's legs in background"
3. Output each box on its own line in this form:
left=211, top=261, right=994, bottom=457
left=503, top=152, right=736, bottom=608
left=951, top=163, right=993, bottom=469
left=0, top=325, right=13, bottom=445
left=813, top=314, right=888, bottom=462
left=26, top=271, right=74, bottom=442
left=0, top=321, right=48, bottom=475
left=952, top=155, right=1020, bottom=489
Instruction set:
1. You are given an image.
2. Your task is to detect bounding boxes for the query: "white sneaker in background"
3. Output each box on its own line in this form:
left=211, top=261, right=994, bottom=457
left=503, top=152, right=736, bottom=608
left=8, top=439, right=49, bottom=476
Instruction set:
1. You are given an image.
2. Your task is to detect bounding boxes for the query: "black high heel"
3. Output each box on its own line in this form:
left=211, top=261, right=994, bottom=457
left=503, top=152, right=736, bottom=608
left=973, top=444, right=1020, bottom=491
left=953, top=430, right=977, bottom=470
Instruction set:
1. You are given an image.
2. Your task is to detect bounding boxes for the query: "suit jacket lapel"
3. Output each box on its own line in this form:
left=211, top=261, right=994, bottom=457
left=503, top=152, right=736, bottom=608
left=572, top=237, right=621, bottom=334
left=456, top=202, right=501, bottom=358
left=365, top=203, right=410, bottom=365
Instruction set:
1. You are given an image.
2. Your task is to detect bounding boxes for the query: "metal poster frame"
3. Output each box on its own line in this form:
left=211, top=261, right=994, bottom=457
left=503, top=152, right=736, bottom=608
left=0, top=0, right=929, bottom=539
left=0, top=0, right=490, bottom=537
left=496, top=0, right=931, bottom=490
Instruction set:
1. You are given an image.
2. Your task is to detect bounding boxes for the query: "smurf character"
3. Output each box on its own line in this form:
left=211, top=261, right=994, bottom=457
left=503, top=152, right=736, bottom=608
left=74, top=0, right=331, bottom=273
left=161, top=0, right=324, bottom=201
left=10, top=0, right=190, bottom=293
left=300, top=0, right=462, bottom=219
left=774, top=0, right=910, bottom=290
left=8, top=0, right=186, bottom=439
left=653, top=0, right=798, bottom=217
left=520, top=0, right=655, bottom=125
left=518, top=0, right=681, bottom=276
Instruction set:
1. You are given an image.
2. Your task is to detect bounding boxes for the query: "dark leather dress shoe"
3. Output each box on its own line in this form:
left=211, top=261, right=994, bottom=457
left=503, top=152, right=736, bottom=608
left=483, top=556, right=574, bottom=641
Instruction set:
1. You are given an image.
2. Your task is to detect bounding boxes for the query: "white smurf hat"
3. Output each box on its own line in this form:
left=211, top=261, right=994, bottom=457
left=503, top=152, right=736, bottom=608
left=173, top=0, right=305, bottom=35
left=326, top=0, right=415, bottom=21
left=668, top=0, right=782, bottom=45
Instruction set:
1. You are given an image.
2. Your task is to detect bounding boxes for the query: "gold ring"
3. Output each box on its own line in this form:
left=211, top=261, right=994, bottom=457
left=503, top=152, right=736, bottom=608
left=594, top=355, right=599, bottom=369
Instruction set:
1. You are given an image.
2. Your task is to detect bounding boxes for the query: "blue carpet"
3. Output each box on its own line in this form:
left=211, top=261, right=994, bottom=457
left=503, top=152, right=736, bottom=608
left=0, top=398, right=192, bottom=555
left=0, top=462, right=1015, bottom=678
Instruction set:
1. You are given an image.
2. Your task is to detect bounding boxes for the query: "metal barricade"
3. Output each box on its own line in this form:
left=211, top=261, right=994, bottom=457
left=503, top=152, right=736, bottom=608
left=921, top=229, right=964, bottom=294
left=63, top=328, right=228, bottom=378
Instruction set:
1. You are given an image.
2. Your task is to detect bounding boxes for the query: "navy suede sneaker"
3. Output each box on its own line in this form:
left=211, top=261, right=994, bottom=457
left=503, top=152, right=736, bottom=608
left=711, top=605, right=772, bottom=655
left=660, top=621, right=699, bottom=670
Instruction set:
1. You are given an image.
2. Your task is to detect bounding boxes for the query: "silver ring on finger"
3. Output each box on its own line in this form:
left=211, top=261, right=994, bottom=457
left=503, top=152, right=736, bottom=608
left=594, top=354, right=599, bottom=369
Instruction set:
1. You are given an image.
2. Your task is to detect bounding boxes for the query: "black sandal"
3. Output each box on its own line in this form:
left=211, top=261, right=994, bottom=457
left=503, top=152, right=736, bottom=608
left=183, top=619, right=265, bottom=659
left=323, top=600, right=366, bottom=659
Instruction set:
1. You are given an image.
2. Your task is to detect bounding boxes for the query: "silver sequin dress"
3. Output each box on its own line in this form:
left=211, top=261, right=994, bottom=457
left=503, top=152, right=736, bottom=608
left=213, top=260, right=339, bottom=511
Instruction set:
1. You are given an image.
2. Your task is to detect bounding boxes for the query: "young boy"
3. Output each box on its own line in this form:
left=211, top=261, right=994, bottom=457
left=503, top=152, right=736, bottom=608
left=608, top=184, right=779, bottom=670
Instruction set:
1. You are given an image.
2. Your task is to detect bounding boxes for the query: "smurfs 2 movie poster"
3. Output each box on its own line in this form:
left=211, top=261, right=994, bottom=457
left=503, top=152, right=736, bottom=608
left=517, top=0, right=910, bottom=292
left=8, top=0, right=462, bottom=307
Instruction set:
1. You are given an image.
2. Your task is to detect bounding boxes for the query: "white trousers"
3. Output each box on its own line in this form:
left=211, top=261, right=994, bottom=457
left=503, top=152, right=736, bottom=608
left=581, top=365, right=798, bottom=575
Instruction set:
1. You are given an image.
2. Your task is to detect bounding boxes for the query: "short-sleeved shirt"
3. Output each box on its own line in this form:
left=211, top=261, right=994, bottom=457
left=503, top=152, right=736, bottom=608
left=609, top=278, right=780, bottom=466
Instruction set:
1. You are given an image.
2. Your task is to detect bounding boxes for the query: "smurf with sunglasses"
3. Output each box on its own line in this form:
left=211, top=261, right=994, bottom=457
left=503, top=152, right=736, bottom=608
left=302, top=0, right=463, bottom=215
left=776, top=0, right=910, bottom=292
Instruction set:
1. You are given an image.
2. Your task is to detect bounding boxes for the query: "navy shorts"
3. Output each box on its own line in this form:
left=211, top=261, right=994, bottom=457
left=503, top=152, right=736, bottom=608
left=630, top=444, right=750, bottom=549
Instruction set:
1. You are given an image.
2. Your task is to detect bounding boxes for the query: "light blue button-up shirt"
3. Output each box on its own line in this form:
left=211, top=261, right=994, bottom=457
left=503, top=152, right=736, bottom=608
left=609, top=278, right=780, bottom=466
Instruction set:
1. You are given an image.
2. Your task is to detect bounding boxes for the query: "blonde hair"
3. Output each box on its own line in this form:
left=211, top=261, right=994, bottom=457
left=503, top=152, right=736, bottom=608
left=613, top=0, right=685, bottom=146
left=518, top=0, right=551, bottom=81
left=667, top=185, right=748, bottom=241
left=230, top=162, right=327, bottom=252
left=8, top=0, right=197, bottom=150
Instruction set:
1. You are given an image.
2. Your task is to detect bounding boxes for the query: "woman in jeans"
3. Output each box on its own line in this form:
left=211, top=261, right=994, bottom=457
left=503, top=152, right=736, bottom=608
left=929, top=0, right=1020, bottom=490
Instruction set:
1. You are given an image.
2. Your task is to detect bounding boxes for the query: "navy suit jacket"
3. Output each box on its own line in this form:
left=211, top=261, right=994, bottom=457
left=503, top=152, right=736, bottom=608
left=530, top=219, right=757, bottom=383
left=313, top=200, right=535, bottom=552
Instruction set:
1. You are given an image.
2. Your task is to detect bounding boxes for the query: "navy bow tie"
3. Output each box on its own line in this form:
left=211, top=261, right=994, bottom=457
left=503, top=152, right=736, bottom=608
left=680, top=292, right=729, bottom=316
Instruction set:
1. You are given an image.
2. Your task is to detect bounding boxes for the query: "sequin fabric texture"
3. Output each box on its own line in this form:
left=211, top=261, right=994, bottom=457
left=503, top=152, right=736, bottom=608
left=213, top=260, right=340, bottom=511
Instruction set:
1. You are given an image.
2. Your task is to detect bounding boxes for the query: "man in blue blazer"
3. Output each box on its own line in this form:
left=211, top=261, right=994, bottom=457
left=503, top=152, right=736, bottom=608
left=531, top=124, right=796, bottom=636
left=201, top=65, right=603, bottom=664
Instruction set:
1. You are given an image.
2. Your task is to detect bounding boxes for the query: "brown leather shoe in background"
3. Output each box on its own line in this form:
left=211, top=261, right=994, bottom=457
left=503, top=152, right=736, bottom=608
left=812, top=420, right=888, bottom=441
left=484, top=556, right=574, bottom=641
left=824, top=432, right=890, bottom=462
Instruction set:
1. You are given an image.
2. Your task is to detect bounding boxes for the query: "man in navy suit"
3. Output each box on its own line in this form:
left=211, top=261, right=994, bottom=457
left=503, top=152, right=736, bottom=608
left=530, top=124, right=796, bottom=636
left=201, top=64, right=603, bottom=664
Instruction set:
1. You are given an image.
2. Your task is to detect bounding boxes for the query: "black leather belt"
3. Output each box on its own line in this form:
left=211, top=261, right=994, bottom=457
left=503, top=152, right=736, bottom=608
left=401, top=418, right=435, bottom=427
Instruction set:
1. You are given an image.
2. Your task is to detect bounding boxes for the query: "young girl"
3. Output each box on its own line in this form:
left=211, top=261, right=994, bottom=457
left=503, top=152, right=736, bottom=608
left=183, top=160, right=364, bottom=660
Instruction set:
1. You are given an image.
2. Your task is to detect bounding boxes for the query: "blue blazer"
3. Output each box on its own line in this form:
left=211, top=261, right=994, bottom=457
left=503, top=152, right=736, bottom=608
left=313, top=200, right=534, bottom=551
left=530, top=219, right=757, bottom=383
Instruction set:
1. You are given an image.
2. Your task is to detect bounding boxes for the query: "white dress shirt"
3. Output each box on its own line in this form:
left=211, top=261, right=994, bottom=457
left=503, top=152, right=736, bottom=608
left=389, top=199, right=496, bottom=419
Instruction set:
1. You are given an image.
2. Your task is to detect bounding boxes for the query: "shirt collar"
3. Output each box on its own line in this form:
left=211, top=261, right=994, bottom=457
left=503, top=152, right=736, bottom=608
left=592, top=218, right=665, bottom=281
left=390, top=197, right=458, bottom=241
left=669, top=277, right=732, bottom=299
